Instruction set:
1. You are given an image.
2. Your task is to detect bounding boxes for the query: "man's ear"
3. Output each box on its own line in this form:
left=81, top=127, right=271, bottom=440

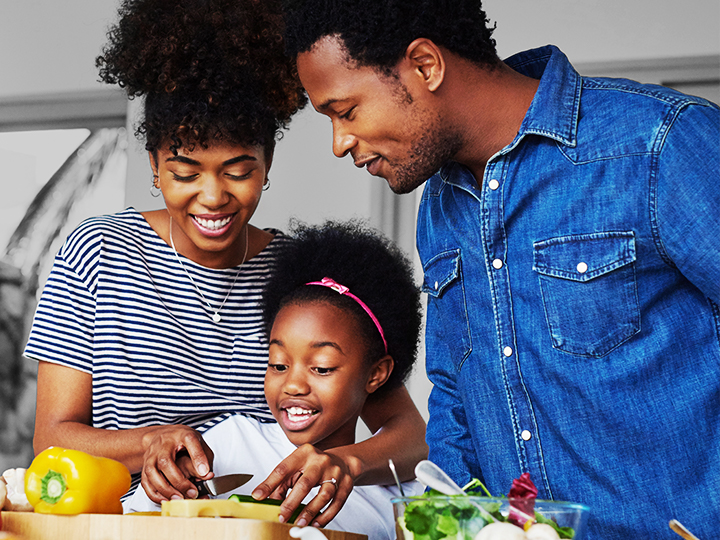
left=366, top=355, right=394, bottom=394
left=404, top=38, right=446, bottom=93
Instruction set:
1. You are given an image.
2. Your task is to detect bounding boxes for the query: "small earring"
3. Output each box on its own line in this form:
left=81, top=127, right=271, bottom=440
left=262, top=178, right=271, bottom=191
left=150, top=175, right=161, bottom=198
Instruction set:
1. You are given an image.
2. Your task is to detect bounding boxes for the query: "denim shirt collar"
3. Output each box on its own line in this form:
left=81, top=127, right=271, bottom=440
left=438, top=45, right=581, bottom=185
left=506, top=45, right=581, bottom=147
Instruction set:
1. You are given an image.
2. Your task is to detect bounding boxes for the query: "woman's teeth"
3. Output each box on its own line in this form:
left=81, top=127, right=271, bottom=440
left=194, top=216, right=232, bottom=230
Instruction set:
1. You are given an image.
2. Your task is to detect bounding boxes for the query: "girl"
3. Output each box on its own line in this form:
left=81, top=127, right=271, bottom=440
left=24, top=0, right=427, bottom=527
left=128, top=220, right=424, bottom=538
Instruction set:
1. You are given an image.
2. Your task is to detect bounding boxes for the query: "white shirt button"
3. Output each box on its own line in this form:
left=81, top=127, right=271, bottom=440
left=488, top=179, right=500, bottom=190
left=492, top=259, right=504, bottom=270
left=503, top=346, right=513, bottom=357
left=521, top=430, right=532, bottom=441
left=434, top=281, right=439, bottom=290
left=577, top=262, right=588, bottom=274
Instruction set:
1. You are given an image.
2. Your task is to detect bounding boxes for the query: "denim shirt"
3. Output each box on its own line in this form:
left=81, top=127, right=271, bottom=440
left=417, top=45, right=719, bottom=540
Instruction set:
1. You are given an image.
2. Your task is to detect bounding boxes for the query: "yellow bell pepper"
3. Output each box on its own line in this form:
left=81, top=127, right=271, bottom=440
left=25, top=447, right=131, bottom=515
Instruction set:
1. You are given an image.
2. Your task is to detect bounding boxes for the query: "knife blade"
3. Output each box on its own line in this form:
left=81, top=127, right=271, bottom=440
left=194, top=473, right=253, bottom=497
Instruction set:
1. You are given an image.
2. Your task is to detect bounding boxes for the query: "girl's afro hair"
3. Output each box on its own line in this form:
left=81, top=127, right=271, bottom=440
left=263, top=220, right=422, bottom=394
left=97, top=0, right=307, bottom=154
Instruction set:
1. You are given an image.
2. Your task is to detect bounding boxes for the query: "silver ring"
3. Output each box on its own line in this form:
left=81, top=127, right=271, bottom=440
left=321, top=478, right=337, bottom=486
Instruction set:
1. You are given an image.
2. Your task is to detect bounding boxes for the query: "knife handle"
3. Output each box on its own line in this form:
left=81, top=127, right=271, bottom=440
left=193, top=479, right=212, bottom=498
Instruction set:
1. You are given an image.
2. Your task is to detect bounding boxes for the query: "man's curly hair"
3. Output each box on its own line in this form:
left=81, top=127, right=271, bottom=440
left=97, top=0, right=307, bottom=155
left=283, top=0, right=499, bottom=71
left=263, top=220, right=422, bottom=395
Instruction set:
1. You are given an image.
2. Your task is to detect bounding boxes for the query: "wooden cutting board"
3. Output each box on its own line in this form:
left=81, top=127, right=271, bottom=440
left=0, top=512, right=368, bottom=540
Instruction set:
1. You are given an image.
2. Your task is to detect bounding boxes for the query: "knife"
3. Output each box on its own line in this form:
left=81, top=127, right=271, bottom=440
left=193, top=473, right=253, bottom=497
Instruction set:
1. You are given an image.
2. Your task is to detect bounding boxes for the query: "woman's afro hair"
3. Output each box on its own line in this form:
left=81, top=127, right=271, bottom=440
left=263, top=220, right=422, bottom=395
left=283, top=0, right=498, bottom=71
left=97, top=0, right=307, bottom=154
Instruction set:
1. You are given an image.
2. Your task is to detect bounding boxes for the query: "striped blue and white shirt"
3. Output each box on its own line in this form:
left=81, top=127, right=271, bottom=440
left=24, top=208, right=288, bottom=434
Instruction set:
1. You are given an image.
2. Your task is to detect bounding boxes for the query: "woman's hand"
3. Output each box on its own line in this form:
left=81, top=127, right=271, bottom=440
left=251, top=444, right=353, bottom=527
left=140, top=425, right=214, bottom=503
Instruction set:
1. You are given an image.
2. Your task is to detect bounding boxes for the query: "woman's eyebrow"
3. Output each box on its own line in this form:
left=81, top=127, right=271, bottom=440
left=164, top=155, right=257, bottom=165
left=223, top=155, right=257, bottom=166
left=166, top=155, right=200, bottom=165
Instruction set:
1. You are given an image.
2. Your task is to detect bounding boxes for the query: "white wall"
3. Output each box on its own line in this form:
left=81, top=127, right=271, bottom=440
left=2, top=0, right=719, bottom=423
left=0, top=0, right=117, bottom=98
left=484, top=0, right=719, bottom=63
left=2, top=0, right=717, bottom=101
left=3, top=0, right=717, bottom=216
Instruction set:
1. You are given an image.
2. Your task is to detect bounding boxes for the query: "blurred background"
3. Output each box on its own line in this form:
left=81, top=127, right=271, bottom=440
left=0, top=0, right=718, bottom=470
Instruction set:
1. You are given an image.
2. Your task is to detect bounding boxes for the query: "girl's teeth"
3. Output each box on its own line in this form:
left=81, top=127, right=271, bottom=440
left=195, top=216, right=232, bottom=230
left=286, top=407, right=315, bottom=418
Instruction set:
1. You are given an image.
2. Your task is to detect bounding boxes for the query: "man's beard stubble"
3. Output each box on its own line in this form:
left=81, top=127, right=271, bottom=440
left=387, top=111, right=461, bottom=195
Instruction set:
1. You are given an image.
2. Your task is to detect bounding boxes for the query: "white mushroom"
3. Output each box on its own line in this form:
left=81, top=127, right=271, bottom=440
left=475, top=521, right=528, bottom=540
left=1, top=468, right=34, bottom=512
left=526, top=523, right=561, bottom=540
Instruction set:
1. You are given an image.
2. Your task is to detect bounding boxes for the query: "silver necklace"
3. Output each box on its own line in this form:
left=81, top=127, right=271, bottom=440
left=168, top=216, right=249, bottom=323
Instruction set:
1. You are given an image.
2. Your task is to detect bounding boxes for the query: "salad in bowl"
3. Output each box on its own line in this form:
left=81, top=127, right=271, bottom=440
left=393, top=472, right=589, bottom=540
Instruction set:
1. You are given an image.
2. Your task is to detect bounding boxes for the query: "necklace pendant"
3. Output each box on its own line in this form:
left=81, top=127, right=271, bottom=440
left=169, top=217, right=246, bottom=326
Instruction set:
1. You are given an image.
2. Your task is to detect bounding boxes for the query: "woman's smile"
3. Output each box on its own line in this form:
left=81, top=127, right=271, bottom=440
left=192, top=213, right=236, bottom=236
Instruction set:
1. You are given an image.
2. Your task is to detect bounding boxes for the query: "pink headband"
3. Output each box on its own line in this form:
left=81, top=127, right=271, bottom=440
left=305, top=277, right=388, bottom=354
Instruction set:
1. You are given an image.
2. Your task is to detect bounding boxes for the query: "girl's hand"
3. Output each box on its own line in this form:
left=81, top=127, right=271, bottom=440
left=251, top=444, right=353, bottom=527
left=140, top=425, right=214, bottom=503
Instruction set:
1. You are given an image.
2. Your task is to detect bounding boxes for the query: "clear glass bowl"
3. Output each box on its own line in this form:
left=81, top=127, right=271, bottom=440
left=392, top=496, right=590, bottom=540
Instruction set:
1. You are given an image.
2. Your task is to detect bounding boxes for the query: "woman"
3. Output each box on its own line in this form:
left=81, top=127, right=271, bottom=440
left=24, top=0, right=427, bottom=527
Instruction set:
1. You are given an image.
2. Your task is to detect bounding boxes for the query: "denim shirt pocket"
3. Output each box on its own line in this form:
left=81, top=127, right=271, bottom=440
left=422, top=249, right=472, bottom=369
left=533, top=231, right=640, bottom=358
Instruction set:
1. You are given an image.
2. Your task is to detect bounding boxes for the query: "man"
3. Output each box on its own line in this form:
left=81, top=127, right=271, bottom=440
left=282, top=1, right=720, bottom=538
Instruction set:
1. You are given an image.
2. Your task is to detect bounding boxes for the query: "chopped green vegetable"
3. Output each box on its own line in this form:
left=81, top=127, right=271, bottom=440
left=228, top=493, right=282, bottom=506
left=227, top=493, right=305, bottom=524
